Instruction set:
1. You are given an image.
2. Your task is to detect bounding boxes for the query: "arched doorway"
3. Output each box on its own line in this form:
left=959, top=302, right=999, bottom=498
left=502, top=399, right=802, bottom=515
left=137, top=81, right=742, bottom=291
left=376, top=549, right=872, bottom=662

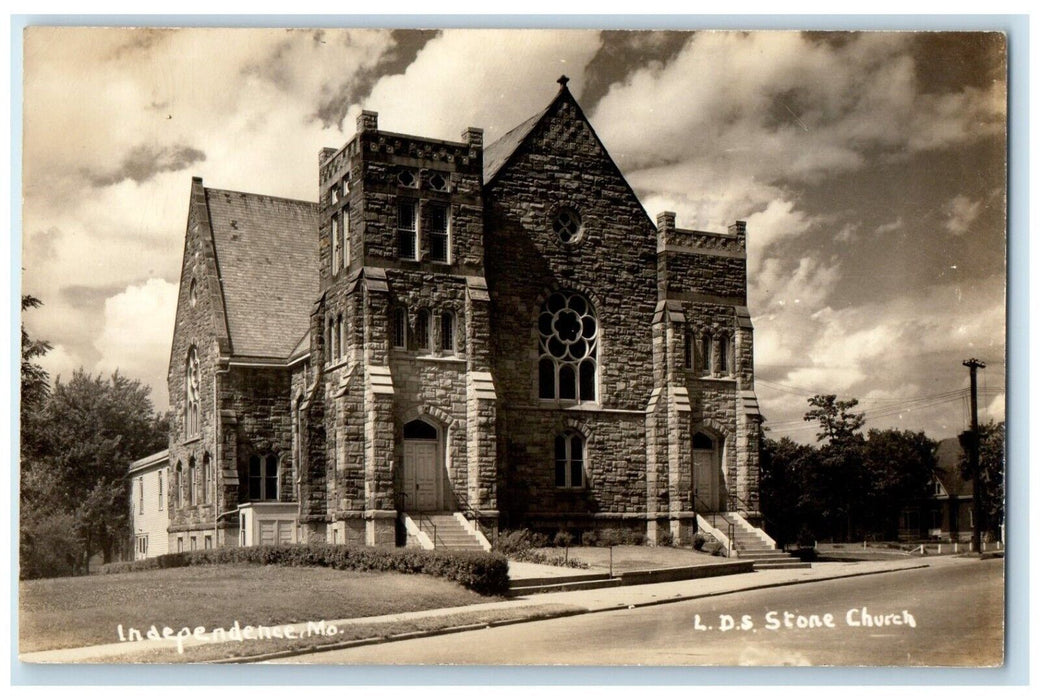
left=692, top=430, right=725, bottom=512
left=402, top=418, right=445, bottom=512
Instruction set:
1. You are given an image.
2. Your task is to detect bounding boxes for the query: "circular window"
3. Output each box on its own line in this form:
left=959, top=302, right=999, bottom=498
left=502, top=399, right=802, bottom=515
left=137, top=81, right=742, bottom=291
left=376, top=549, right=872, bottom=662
left=552, top=208, right=583, bottom=245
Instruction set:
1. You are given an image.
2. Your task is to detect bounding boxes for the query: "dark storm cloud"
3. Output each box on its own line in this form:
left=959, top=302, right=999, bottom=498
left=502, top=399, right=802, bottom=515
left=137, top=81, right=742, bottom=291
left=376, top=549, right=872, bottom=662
left=85, top=144, right=207, bottom=187
left=581, top=30, right=691, bottom=107
left=311, top=29, right=440, bottom=129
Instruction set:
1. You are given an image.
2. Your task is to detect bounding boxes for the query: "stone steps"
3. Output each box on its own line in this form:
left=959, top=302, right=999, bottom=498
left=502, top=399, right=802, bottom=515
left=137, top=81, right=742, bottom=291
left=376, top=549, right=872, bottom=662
left=413, top=513, right=485, bottom=551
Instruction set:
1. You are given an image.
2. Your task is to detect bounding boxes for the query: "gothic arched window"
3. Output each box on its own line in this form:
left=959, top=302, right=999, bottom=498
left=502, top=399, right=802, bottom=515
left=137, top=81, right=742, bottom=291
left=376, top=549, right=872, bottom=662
left=185, top=347, right=200, bottom=437
left=538, top=292, right=597, bottom=402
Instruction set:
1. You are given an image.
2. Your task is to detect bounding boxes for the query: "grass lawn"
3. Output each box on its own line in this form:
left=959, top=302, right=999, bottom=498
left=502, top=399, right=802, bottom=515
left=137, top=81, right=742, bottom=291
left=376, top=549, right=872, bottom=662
left=20, top=564, right=492, bottom=653
left=535, top=545, right=722, bottom=573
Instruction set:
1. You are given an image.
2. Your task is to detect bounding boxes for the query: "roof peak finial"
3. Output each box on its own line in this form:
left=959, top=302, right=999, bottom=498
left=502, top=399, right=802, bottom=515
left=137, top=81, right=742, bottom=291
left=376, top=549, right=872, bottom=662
left=557, top=75, right=570, bottom=88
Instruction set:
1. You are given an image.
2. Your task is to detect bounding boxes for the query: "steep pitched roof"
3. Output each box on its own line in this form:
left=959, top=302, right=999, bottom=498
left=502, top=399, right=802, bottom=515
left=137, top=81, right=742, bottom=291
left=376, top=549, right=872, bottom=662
left=934, top=437, right=972, bottom=497
left=481, top=81, right=656, bottom=229
left=483, top=104, right=551, bottom=184
left=205, top=187, right=318, bottom=359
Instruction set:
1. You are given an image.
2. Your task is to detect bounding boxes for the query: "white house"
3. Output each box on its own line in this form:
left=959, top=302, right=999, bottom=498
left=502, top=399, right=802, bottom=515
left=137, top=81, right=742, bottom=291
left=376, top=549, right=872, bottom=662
left=129, top=449, right=171, bottom=559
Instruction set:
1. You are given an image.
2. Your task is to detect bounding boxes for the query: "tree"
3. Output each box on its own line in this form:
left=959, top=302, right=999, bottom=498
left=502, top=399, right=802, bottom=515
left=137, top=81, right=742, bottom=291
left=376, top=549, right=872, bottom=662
left=759, top=436, right=817, bottom=547
left=861, top=429, right=937, bottom=539
left=21, top=295, right=52, bottom=412
left=962, top=420, right=1005, bottom=539
left=24, top=369, right=169, bottom=574
left=804, top=394, right=865, bottom=444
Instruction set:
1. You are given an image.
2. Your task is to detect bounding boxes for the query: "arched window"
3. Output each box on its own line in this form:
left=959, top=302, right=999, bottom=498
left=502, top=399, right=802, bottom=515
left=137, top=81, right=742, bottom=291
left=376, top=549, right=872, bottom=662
left=416, top=309, right=431, bottom=351
left=719, top=334, right=731, bottom=375
left=326, top=317, right=333, bottom=362
left=683, top=325, right=694, bottom=370
left=392, top=307, right=408, bottom=349
left=440, top=311, right=455, bottom=354
left=340, top=313, right=348, bottom=359
left=248, top=454, right=279, bottom=502
left=336, top=314, right=344, bottom=359
left=700, top=334, right=713, bottom=376
left=202, top=453, right=212, bottom=504
left=188, top=456, right=197, bottom=506
left=554, top=431, right=586, bottom=488
left=185, top=347, right=200, bottom=437
left=175, top=462, right=183, bottom=508
left=331, top=213, right=340, bottom=275
left=538, top=292, right=597, bottom=402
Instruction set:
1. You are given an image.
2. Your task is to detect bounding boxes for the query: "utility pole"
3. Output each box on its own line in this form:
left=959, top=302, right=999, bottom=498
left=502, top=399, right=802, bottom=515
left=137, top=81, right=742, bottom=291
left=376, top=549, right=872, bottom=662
left=963, top=358, right=986, bottom=554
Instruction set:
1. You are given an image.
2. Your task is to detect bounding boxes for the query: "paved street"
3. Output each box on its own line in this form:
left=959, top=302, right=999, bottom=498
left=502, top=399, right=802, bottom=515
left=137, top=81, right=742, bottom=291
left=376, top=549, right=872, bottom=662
left=289, top=557, right=1003, bottom=667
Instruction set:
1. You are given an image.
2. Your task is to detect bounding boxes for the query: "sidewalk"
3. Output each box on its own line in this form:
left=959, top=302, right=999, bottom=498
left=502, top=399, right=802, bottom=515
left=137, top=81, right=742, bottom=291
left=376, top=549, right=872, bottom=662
left=20, top=558, right=934, bottom=664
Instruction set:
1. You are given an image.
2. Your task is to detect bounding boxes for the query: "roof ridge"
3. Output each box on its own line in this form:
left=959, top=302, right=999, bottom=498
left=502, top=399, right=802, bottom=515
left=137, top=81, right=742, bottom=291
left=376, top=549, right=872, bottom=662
left=203, top=186, right=318, bottom=208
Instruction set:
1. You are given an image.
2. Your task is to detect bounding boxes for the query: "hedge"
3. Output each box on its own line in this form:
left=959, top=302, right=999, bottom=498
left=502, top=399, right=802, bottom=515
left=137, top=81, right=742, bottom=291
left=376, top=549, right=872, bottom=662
left=99, top=544, right=510, bottom=596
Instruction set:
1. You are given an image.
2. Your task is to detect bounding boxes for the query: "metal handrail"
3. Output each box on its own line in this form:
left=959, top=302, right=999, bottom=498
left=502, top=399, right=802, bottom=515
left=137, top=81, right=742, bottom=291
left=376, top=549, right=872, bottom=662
left=397, top=491, right=445, bottom=548
left=454, top=490, right=494, bottom=547
left=693, top=493, right=735, bottom=555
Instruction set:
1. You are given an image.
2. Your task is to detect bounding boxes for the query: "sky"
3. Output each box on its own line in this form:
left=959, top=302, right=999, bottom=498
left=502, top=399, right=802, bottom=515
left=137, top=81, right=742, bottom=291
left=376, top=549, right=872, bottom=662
left=20, top=27, right=1007, bottom=443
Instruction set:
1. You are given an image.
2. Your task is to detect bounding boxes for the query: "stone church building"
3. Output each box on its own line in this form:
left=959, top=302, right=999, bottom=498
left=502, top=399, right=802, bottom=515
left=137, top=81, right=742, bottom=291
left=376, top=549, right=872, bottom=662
left=155, top=78, right=764, bottom=552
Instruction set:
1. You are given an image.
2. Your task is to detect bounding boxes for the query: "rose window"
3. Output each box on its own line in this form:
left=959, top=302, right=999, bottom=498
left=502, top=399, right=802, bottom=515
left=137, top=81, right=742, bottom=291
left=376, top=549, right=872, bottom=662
left=552, top=208, right=583, bottom=244
left=538, top=292, right=597, bottom=401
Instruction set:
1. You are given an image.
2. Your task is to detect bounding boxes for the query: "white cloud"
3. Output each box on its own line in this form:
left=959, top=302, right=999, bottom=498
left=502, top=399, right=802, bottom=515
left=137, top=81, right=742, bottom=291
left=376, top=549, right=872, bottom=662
left=93, top=278, right=179, bottom=410
left=346, top=29, right=603, bottom=143
left=985, top=393, right=1005, bottom=422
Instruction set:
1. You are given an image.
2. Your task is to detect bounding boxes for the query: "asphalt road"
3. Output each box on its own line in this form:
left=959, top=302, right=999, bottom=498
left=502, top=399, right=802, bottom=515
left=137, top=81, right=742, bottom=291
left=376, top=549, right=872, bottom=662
left=290, top=557, right=1004, bottom=667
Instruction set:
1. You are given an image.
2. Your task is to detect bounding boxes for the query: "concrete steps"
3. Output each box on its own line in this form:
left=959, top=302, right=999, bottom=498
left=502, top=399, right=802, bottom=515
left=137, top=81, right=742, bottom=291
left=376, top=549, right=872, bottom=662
left=710, top=512, right=809, bottom=571
left=414, top=513, right=486, bottom=551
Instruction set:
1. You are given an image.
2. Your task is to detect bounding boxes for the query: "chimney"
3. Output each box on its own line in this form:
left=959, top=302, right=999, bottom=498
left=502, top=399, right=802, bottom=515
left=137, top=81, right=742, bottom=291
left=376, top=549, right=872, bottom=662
left=462, top=127, right=484, bottom=149
left=356, top=110, right=378, bottom=134
left=729, top=220, right=747, bottom=248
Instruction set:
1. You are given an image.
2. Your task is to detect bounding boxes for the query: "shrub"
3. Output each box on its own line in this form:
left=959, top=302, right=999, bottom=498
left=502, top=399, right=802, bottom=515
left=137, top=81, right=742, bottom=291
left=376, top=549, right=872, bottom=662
left=493, top=529, right=547, bottom=556
left=552, top=530, right=574, bottom=548
left=98, top=544, right=509, bottom=596
left=692, top=532, right=707, bottom=551
left=657, top=531, right=674, bottom=547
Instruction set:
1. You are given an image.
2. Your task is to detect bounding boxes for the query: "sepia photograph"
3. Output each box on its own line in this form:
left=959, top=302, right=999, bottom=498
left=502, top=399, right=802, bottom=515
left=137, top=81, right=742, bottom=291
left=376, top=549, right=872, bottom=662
left=17, top=24, right=1008, bottom=670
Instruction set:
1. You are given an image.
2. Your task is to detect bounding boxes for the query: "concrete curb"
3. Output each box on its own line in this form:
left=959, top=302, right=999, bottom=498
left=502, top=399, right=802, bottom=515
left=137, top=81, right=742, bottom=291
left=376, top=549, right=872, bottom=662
left=217, top=562, right=931, bottom=664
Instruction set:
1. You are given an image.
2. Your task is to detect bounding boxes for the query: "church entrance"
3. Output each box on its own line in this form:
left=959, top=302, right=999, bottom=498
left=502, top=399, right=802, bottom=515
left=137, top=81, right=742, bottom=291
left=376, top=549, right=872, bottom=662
left=402, top=418, right=445, bottom=512
left=692, top=431, right=724, bottom=512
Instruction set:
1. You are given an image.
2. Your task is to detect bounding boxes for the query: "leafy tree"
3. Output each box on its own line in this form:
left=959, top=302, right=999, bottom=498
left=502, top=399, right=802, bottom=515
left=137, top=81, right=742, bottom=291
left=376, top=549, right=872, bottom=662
left=21, top=295, right=52, bottom=412
left=759, top=436, right=817, bottom=547
left=861, top=429, right=937, bottom=539
left=804, top=394, right=865, bottom=444
left=23, top=369, right=169, bottom=575
left=961, top=420, right=1005, bottom=538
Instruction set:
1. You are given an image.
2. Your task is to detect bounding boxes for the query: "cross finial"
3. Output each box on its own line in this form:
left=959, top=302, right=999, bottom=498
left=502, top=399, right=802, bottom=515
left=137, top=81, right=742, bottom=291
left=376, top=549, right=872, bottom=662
left=557, top=75, right=570, bottom=87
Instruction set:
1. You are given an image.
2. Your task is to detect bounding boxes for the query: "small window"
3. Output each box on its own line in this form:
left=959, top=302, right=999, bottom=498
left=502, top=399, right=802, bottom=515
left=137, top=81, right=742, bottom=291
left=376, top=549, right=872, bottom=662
left=202, top=454, right=212, bottom=505
left=204, top=535, right=213, bottom=550
left=700, top=335, right=713, bottom=375
left=175, top=462, right=183, bottom=508
left=188, top=457, right=197, bottom=506
left=336, top=315, right=344, bottom=359
left=340, top=314, right=348, bottom=359
left=427, top=203, right=450, bottom=263
left=440, top=311, right=455, bottom=354
left=397, top=169, right=417, bottom=188
left=177, top=537, right=184, bottom=553
left=398, top=199, right=417, bottom=260
left=554, top=432, right=585, bottom=488
left=330, top=181, right=341, bottom=203
left=136, top=535, right=148, bottom=557
left=331, top=214, right=340, bottom=275
left=138, top=477, right=145, bottom=515
left=185, top=347, right=200, bottom=437
left=190, top=536, right=197, bottom=551
left=552, top=208, right=583, bottom=244
left=392, top=307, right=407, bottom=349
left=248, top=454, right=279, bottom=501
left=342, top=210, right=350, bottom=270
left=719, top=335, right=731, bottom=375
left=428, top=172, right=449, bottom=192
left=416, top=310, right=431, bottom=351
left=158, top=471, right=164, bottom=511
left=189, top=279, right=198, bottom=308
left=683, top=328, right=693, bottom=369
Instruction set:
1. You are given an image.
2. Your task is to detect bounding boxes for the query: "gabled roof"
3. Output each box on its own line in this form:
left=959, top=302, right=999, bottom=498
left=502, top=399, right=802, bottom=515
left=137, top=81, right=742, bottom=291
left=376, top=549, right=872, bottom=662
left=205, top=188, right=318, bottom=359
left=129, top=449, right=169, bottom=474
left=481, top=80, right=657, bottom=230
left=483, top=103, right=552, bottom=184
left=934, top=437, right=972, bottom=498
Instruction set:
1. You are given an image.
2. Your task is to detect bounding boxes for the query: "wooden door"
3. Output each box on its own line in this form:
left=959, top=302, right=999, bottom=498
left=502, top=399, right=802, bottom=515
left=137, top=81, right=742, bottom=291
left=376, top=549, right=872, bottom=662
left=403, top=440, right=440, bottom=511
